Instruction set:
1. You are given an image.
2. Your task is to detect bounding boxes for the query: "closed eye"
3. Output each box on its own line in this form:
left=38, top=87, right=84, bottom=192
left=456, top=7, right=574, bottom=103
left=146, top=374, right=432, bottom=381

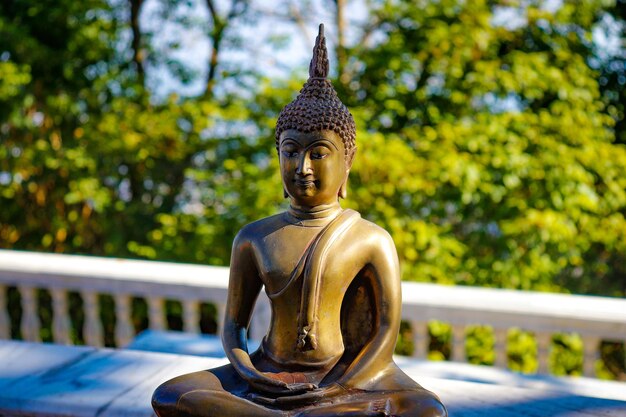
left=282, top=150, right=298, bottom=158
left=310, top=146, right=330, bottom=160
left=310, top=152, right=327, bottom=160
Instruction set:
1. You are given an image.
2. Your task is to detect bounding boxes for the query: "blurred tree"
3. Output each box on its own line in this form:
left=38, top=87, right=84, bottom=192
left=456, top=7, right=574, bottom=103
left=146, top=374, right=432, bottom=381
left=0, top=0, right=256, bottom=261
left=339, top=0, right=626, bottom=296
left=2, top=0, right=625, bottom=378
left=592, top=0, right=626, bottom=296
left=2, top=0, right=625, bottom=295
left=598, top=0, right=626, bottom=146
left=0, top=0, right=118, bottom=254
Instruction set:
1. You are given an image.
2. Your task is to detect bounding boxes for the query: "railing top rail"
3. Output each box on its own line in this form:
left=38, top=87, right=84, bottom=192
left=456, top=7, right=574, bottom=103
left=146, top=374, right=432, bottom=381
left=1, top=250, right=625, bottom=331
left=402, top=281, right=626, bottom=323
left=0, top=250, right=229, bottom=300
left=0, top=249, right=229, bottom=288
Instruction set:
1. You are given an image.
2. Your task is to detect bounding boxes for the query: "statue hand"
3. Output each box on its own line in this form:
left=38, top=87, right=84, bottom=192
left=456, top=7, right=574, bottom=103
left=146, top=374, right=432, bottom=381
left=249, top=383, right=345, bottom=406
left=262, top=371, right=309, bottom=384
left=244, top=370, right=290, bottom=394
left=244, top=370, right=316, bottom=395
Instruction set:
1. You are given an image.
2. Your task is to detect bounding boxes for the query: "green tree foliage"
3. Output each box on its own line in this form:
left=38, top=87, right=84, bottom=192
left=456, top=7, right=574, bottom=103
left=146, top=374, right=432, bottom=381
left=597, top=0, right=626, bottom=146
left=1, top=0, right=625, bottom=378
left=342, top=0, right=626, bottom=296
left=3, top=0, right=624, bottom=295
left=592, top=0, right=626, bottom=296
left=0, top=0, right=118, bottom=253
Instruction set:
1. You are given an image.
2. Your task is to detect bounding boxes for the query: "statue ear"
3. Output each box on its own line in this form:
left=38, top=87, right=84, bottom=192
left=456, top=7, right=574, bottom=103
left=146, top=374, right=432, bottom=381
left=339, top=181, right=347, bottom=199
left=284, top=188, right=289, bottom=199
left=339, top=171, right=349, bottom=199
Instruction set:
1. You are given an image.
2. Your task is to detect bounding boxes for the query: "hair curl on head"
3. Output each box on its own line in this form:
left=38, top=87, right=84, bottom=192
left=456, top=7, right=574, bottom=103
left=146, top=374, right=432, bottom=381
left=275, top=24, right=356, bottom=166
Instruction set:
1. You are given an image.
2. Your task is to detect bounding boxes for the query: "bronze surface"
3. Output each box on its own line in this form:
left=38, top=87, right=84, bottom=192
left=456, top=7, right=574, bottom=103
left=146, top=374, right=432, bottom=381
left=152, top=23, right=447, bottom=417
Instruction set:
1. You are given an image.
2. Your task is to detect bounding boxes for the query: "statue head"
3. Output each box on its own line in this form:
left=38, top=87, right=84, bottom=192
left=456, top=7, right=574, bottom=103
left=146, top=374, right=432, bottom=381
left=276, top=24, right=356, bottom=204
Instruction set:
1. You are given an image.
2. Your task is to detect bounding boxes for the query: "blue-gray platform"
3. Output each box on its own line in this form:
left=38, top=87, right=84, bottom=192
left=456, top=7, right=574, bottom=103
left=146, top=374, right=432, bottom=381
left=1, top=336, right=626, bottom=417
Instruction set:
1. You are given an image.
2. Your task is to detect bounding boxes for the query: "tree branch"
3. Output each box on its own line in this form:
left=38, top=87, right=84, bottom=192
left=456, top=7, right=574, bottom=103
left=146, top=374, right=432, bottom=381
left=334, top=0, right=348, bottom=85
left=129, top=0, right=145, bottom=86
left=204, top=0, right=247, bottom=99
left=288, top=2, right=312, bottom=46
left=205, top=0, right=223, bottom=98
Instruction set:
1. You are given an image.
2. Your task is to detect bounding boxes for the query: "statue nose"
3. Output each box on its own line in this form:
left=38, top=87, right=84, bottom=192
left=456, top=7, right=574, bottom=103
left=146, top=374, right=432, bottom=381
left=296, top=153, right=313, bottom=175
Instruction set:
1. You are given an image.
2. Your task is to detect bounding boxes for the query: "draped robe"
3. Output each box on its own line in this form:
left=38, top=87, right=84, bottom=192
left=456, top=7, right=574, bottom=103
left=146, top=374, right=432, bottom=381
left=152, top=209, right=446, bottom=417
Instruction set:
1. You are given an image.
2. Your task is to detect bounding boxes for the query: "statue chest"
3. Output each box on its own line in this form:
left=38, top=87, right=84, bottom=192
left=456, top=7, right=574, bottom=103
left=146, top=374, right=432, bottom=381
left=255, top=225, right=352, bottom=297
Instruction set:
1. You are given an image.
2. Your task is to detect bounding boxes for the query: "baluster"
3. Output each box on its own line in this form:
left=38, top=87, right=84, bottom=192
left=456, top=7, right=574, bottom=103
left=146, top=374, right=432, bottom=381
left=19, top=286, right=40, bottom=342
left=148, top=297, right=166, bottom=331
left=51, top=288, right=71, bottom=344
left=451, top=325, right=466, bottom=362
left=411, top=320, right=429, bottom=359
left=494, top=328, right=508, bottom=368
left=250, top=292, right=270, bottom=342
left=182, top=300, right=200, bottom=333
left=81, top=291, right=103, bottom=347
left=0, top=285, right=9, bottom=339
left=114, top=294, right=134, bottom=347
left=583, top=336, right=600, bottom=377
left=536, top=332, right=552, bottom=374
left=215, top=302, right=227, bottom=337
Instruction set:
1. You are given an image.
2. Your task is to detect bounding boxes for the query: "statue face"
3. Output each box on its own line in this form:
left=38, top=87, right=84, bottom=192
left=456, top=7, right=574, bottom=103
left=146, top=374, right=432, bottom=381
left=279, top=129, right=347, bottom=207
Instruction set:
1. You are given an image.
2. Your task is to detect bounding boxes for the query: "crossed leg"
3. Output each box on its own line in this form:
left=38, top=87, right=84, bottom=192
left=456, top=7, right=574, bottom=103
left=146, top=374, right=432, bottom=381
left=152, top=365, right=283, bottom=417
left=292, top=389, right=447, bottom=417
left=152, top=358, right=446, bottom=417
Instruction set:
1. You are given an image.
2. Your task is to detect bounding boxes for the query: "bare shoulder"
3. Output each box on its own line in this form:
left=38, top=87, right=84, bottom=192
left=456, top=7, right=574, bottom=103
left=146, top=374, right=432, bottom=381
left=350, top=215, right=398, bottom=257
left=232, top=212, right=287, bottom=249
left=347, top=215, right=400, bottom=285
left=352, top=216, right=395, bottom=244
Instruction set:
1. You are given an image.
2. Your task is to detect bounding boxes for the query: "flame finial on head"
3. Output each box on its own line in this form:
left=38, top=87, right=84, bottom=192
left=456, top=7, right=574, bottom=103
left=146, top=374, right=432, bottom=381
left=276, top=22, right=356, bottom=166
left=309, top=24, right=329, bottom=79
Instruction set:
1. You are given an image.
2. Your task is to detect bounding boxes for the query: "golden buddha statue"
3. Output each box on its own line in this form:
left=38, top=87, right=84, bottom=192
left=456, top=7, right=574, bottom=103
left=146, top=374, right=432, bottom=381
left=152, top=24, right=447, bottom=417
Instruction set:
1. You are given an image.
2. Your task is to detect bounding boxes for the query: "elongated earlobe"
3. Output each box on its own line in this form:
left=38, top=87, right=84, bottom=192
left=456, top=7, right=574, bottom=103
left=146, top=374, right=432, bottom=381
left=339, top=181, right=347, bottom=199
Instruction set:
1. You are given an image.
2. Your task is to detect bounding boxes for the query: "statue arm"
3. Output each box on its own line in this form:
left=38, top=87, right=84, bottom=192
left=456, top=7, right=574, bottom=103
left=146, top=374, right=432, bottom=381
left=223, top=229, right=261, bottom=353
left=223, top=228, right=316, bottom=395
left=222, top=230, right=286, bottom=393
left=335, top=228, right=402, bottom=388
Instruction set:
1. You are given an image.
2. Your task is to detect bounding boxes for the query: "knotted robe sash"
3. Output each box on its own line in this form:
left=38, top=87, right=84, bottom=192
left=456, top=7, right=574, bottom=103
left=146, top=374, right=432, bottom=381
left=268, top=209, right=361, bottom=352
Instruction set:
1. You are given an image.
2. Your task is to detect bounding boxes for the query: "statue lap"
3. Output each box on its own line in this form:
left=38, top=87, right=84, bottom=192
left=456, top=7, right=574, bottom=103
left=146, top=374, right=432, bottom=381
left=152, top=277, right=445, bottom=417
left=152, top=359, right=445, bottom=417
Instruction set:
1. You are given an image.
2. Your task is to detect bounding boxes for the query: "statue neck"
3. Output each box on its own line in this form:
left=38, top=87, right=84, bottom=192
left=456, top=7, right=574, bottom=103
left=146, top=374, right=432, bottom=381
left=286, top=202, right=342, bottom=227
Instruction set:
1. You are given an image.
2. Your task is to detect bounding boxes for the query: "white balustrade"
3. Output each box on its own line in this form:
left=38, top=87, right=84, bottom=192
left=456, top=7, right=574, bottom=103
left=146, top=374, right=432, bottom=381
left=0, top=285, right=9, bottom=339
left=249, top=291, right=271, bottom=342
left=583, top=336, right=600, bottom=377
left=18, top=285, right=40, bottom=342
left=410, top=320, right=428, bottom=359
left=51, top=288, right=71, bottom=344
left=182, top=300, right=200, bottom=333
left=114, top=294, right=134, bottom=347
left=81, top=290, right=103, bottom=347
left=400, top=281, right=626, bottom=376
left=148, top=297, right=166, bottom=331
left=536, top=332, right=552, bottom=374
left=215, top=302, right=227, bottom=337
left=451, top=325, right=466, bottom=362
left=0, top=249, right=625, bottom=379
left=494, top=328, right=508, bottom=368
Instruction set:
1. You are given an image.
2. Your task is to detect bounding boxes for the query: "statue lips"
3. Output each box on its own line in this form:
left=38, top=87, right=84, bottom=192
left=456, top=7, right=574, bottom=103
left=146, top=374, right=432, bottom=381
left=295, top=176, right=317, bottom=190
